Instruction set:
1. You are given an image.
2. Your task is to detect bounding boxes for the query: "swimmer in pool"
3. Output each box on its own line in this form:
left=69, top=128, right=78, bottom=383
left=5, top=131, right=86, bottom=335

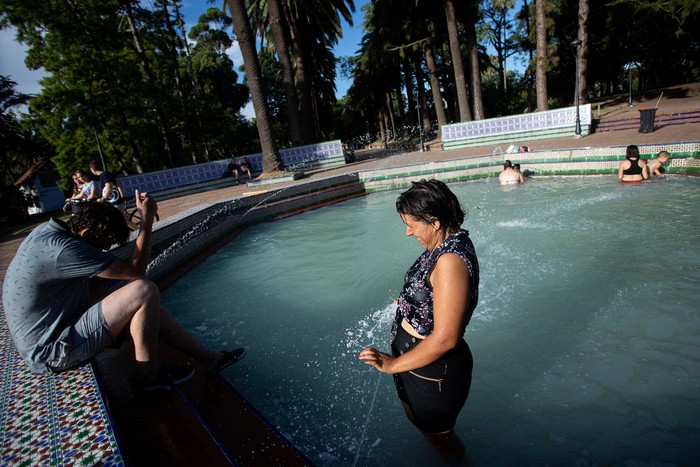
left=618, top=144, right=649, bottom=182
left=499, top=160, right=524, bottom=184
left=647, top=150, right=670, bottom=177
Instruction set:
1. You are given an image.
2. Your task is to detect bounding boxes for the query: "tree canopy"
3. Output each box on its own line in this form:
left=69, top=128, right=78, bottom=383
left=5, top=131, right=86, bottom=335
left=0, top=0, right=697, bottom=219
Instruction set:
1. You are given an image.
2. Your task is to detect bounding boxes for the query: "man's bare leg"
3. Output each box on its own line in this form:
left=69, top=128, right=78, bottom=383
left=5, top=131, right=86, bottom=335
left=100, top=279, right=223, bottom=377
left=101, top=279, right=162, bottom=379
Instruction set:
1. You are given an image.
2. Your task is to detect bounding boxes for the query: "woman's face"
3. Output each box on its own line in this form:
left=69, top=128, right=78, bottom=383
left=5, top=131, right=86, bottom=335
left=400, top=213, right=442, bottom=250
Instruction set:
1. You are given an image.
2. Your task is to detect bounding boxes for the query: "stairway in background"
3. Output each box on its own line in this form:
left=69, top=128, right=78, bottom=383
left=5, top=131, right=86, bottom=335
left=593, top=108, right=700, bottom=133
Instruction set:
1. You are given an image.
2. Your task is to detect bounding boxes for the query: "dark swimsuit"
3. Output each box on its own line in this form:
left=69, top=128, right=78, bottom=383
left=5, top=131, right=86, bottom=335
left=391, top=230, right=479, bottom=433
left=623, top=159, right=643, bottom=175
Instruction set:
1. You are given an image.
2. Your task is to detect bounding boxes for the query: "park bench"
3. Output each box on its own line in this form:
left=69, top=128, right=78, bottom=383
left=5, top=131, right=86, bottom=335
left=441, top=104, right=592, bottom=151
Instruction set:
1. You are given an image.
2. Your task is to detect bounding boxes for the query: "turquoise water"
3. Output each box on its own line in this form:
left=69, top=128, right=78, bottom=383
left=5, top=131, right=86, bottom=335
left=162, top=176, right=700, bottom=466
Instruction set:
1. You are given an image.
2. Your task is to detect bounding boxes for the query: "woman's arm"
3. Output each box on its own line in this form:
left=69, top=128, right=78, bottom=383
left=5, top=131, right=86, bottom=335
left=360, top=253, right=469, bottom=374
left=617, top=161, right=626, bottom=180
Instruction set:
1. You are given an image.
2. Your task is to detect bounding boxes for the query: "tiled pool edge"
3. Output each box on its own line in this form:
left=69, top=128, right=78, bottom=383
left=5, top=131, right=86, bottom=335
left=135, top=141, right=699, bottom=283
left=0, top=310, right=123, bottom=465
left=360, top=141, right=700, bottom=192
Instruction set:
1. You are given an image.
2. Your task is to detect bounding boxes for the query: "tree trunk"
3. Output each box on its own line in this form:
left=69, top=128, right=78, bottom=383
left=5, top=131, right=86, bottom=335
left=464, top=4, right=484, bottom=120
left=443, top=0, right=472, bottom=121
left=226, top=0, right=284, bottom=173
left=424, top=41, right=448, bottom=127
left=172, top=0, right=210, bottom=160
left=412, top=51, right=432, bottom=131
left=577, top=0, right=590, bottom=104
left=395, top=83, right=405, bottom=128
left=535, top=0, right=549, bottom=110
left=385, top=91, right=396, bottom=140
left=268, top=0, right=303, bottom=145
left=286, top=11, right=315, bottom=143
left=403, top=58, right=416, bottom=132
left=439, top=44, right=457, bottom=123
left=124, top=5, right=177, bottom=167
left=522, top=0, right=535, bottom=111
left=160, top=0, right=199, bottom=163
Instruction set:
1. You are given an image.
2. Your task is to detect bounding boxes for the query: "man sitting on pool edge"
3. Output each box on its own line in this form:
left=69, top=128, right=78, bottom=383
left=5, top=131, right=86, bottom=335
left=2, top=191, right=244, bottom=391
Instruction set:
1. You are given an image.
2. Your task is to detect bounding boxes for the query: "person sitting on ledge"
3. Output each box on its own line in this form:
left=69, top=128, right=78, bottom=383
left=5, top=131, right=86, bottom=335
left=499, top=160, right=524, bottom=185
left=618, top=144, right=649, bottom=182
left=239, top=156, right=253, bottom=179
left=647, top=150, right=671, bottom=177
left=2, top=192, right=244, bottom=391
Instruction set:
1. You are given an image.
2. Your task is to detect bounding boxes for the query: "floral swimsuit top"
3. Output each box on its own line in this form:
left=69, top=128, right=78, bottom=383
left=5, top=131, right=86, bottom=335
left=391, top=229, right=479, bottom=343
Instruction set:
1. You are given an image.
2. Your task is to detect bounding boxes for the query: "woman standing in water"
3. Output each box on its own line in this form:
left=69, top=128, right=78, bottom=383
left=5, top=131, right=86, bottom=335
left=359, top=179, right=479, bottom=460
left=618, top=144, right=649, bottom=182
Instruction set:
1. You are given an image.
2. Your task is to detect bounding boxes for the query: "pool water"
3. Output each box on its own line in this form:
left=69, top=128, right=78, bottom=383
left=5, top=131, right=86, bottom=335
left=162, top=176, right=700, bottom=466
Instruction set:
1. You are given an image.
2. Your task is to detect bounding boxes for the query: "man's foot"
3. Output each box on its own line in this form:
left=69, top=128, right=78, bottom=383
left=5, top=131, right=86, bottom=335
left=137, top=362, right=195, bottom=392
left=208, top=348, right=246, bottom=374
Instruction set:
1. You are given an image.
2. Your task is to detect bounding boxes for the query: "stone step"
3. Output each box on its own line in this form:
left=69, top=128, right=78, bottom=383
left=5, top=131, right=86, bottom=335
left=594, top=109, right=700, bottom=132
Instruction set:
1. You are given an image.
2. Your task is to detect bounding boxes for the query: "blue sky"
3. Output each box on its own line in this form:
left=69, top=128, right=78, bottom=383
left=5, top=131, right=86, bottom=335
left=0, top=0, right=369, bottom=118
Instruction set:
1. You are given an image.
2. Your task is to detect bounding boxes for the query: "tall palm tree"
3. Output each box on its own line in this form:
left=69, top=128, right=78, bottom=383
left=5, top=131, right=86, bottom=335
left=283, top=0, right=354, bottom=142
left=576, top=0, right=590, bottom=104
left=250, top=0, right=304, bottom=145
left=225, top=0, right=284, bottom=173
left=443, top=0, right=472, bottom=121
left=535, top=0, right=549, bottom=110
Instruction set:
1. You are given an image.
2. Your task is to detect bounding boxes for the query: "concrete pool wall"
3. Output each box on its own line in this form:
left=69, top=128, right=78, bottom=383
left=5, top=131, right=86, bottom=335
left=116, top=141, right=698, bottom=286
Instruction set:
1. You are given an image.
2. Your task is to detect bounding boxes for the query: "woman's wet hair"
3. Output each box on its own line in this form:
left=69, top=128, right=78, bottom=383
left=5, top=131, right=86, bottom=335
left=626, top=145, right=640, bottom=160
left=396, top=179, right=465, bottom=234
left=68, top=202, right=130, bottom=247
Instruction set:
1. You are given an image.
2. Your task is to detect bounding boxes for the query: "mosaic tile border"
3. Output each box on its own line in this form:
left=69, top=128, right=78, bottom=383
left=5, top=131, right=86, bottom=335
left=118, top=140, right=345, bottom=198
left=0, top=312, right=123, bottom=466
left=360, top=141, right=700, bottom=192
left=442, top=105, right=593, bottom=150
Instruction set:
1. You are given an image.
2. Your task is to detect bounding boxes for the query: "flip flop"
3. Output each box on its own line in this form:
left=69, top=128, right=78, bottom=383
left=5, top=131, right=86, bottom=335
left=208, top=348, right=246, bottom=374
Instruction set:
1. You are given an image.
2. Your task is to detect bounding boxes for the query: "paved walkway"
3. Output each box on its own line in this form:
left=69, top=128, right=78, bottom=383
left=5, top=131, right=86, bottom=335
left=2, top=84, right=700, bottom=280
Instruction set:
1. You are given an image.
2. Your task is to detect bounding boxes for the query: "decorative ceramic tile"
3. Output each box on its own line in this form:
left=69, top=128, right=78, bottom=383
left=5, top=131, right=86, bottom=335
left=442, top=105, right=593, bottom=143
left=0, top=312, right=123, bottom=466
left=118, top=141, right=344, bottom=197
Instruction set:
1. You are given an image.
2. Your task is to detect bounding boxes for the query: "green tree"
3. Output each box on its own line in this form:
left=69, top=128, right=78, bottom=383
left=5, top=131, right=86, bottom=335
left=225, top=0, right=284, bottom=174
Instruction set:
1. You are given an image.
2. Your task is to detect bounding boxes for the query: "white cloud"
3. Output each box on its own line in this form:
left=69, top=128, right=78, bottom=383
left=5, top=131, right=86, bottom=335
left=225, top=40, right=256, bottom=121
left=0, top=26, right=47, bottom=96
left=226, top=39, right=244, bottom=65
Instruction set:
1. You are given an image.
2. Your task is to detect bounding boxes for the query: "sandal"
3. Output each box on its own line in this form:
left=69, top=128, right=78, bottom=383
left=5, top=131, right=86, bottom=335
left=208, top=348, right=246, bottom=374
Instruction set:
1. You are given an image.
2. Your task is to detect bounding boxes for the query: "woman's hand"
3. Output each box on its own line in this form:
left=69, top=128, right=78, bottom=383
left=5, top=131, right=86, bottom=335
left=359, top=347, right=396, bottom=374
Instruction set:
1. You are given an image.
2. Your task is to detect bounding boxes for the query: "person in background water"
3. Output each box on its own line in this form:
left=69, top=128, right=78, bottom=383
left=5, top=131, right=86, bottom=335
left=618, top=144, right=649, bottom=182
left=359, top=179, right=479, bottom=460
left=513, top=163, right=526, bottom=180
left=647, top=150, right=671, bottom=177
left=499, top=160, right=524, bottom=184
left=2, top=192, right=245, bottom=391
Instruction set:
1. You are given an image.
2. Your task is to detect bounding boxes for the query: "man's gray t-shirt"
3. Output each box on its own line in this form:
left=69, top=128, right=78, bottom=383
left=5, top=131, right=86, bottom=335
left=2, top=219, right=115, bottom=373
